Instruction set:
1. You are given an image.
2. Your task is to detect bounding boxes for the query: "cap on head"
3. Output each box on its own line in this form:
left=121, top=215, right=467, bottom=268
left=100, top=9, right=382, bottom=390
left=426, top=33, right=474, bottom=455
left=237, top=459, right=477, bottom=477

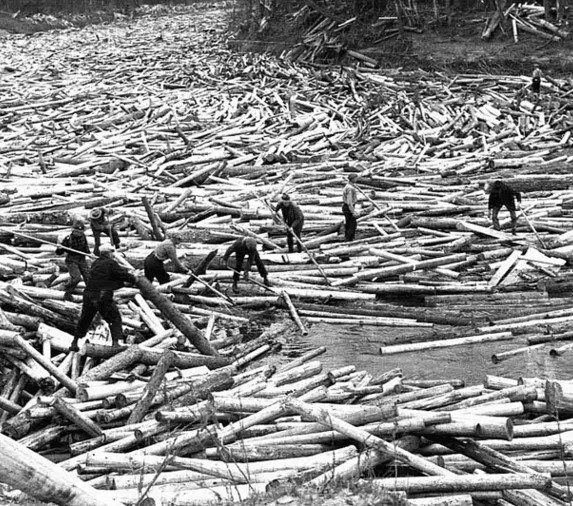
left=99, top=244, right=114, bottom=256
left=168, top=233, right=182, bottom=244
left=244, top=237, right=257, bottom=249
left=348, top=173, right=358, bottom=181
left=90, top=208, right=103, bottom=220
left=72, top=220, right=85, bottom=230
left=281, top=194, right=291, bottom=202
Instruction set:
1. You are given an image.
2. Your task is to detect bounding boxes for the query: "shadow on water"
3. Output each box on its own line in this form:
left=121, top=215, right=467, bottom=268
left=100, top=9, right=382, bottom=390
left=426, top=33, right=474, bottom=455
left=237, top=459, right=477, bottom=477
left=298, top=323, right=572, bottom=386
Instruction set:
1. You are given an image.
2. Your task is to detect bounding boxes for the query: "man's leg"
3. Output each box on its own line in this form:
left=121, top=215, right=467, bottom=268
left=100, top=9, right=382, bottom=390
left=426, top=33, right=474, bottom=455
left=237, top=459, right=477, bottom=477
left=233, top=251, right=245, bottom=292
left=70, top=291, right=99, bottom=350
left=293, top=221, right=304, bottom=253
left=64, top=260, right=82, bottom=301
left=254, top=252, right=270, bottom=286
left=509, top=207, right=518, bottom=234
left=79, top=259, right=90, bottom=285
left=491, top=206, right=501, bottom=230
left=286, top=230, right=294, bottom=253
left=98, top=292, right=123, bottom=346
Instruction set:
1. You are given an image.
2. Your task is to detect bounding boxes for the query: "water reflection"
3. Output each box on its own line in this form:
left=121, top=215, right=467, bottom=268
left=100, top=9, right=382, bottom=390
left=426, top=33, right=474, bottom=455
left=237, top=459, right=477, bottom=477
left=303, top=323, right=571, bottom=386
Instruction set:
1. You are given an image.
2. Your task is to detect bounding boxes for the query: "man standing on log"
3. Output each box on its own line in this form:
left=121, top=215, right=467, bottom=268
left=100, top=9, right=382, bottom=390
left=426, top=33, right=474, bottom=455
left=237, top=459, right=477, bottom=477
left=485, top=180, right=522, bottom=235
left=144, top=234, right=188, bottom=284
left=223, top=237, right=271, bottom=293
left=532, top=66, right=542, bottom=95
left=342, top=174, right=359, bottom=241
left=56, top=220, right=91, bottom=302
left=274, top=194, right=304, bottom=253
left=89, top=207, right=121, bottom=256
left=69, top=244, right=136, bottom=352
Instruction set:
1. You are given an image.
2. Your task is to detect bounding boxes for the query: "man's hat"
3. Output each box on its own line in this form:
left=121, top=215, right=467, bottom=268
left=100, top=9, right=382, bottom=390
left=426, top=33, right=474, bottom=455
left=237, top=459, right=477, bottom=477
left=72, top=220, right=85, bottom=230
left=244, top=237, right=257, bottom=249
left=281, top=194, right=290, bottom=201
left=90, top=208, right=103, bottom=220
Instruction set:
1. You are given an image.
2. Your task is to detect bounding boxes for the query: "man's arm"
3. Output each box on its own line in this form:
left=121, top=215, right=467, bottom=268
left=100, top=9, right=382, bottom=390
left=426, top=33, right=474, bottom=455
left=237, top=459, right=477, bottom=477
left=222, top=243, right=236, bottom=264
left=111, top=262, right=136, bottom=285
left=165, top=243, right=187, bottom=273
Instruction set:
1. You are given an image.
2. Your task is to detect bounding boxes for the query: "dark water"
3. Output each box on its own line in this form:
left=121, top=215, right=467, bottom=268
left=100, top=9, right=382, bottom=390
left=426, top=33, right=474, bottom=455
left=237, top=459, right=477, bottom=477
left=301, top=323, right=572, bottom=387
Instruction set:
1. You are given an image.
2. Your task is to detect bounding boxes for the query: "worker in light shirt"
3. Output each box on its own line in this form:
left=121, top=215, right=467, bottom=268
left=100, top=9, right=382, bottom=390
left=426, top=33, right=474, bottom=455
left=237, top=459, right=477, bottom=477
left=342, top=173, right=359, bottom=242
left=144, top=234, right=188, bottom=284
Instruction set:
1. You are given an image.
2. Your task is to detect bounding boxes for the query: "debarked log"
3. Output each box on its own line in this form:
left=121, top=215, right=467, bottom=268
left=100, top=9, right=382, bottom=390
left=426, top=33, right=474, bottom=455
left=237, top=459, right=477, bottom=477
left=371, top=473, right=550, bottom=493
left=135, top=276, right=218, bottom=356
left=0, top=432, right=123, bottom=506
left=80, top=343, right=231, bottom=370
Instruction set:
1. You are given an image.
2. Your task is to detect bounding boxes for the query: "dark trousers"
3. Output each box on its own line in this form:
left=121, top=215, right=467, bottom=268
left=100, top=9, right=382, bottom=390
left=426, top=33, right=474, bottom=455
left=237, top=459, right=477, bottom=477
left=93, top=229, right=120, bottom=256
left=491, top=206, right=518, bottom=233
left=233, top=251, right=268, bottom=282
left=144, top=254, right=170, bottom=284
left=74, top=290, right=123, bottom=343
left=532, top=77, right=541, bottom=94
left=64, top=257, right=89, bottom=295
left=287, top=220, right=304, bottom=253
left=342, top=203, right=357, bottom=241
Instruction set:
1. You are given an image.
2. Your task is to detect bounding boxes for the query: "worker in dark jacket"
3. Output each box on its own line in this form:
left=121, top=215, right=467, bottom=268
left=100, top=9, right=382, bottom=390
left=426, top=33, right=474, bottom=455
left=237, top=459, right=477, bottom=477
left=56, top=220, right=91, bottom=301
left=144, top=235, right=187, bottom=284
left=69, top=245, right=136, bottom=351
left=90, top=207, right=120, bottom=256
left=485, top=180, right=522, bottom=234
left=223, top=237, right=270, bottom=293
left=532, top=67, right=542, bottom=94
left=274, top=194, right=305, bottom=253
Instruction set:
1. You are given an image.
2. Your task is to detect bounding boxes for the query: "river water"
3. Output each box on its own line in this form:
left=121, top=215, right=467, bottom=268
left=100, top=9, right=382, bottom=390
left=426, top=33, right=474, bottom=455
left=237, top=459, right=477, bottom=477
left=302, top=323, right=571, bottom=387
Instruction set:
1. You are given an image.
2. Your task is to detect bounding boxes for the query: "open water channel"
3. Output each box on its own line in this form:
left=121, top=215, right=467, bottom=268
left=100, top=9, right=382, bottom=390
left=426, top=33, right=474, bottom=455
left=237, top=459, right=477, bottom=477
left=302, top=323, right=572, bottom=387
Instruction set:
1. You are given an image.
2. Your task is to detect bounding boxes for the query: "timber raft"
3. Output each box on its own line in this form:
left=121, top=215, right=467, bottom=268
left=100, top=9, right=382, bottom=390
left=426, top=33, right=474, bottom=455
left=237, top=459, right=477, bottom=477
left=3, top=4, right=573, bottom=506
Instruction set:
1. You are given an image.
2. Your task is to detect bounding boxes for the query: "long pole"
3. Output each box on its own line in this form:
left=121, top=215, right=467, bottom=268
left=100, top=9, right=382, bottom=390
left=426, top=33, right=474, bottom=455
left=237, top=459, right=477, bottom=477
left=519, top=206, right=547, bottom=248
left=0, top=226, right=96, bottom=259
left=257, top=196, right=332, bottom=286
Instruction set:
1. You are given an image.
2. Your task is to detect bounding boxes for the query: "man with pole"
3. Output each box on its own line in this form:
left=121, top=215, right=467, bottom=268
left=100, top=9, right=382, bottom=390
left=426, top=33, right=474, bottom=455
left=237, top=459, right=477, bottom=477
left=274, top=194, right=304, bottom=254
left=342, top=173, right=359, bottom=241
left=56, top=220, right=91, bottom=302
left=484, top=180, right=522, bottom=235
left=223, top=237, right=271, bottom=293
left=69, top=245, right=136, bottom=352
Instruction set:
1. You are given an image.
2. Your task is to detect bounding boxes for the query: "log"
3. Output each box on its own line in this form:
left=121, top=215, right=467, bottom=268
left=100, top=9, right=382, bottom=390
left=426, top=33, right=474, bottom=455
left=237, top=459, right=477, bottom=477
left=80, top=343, right=230, bottom=369
left=127, top=349, right=175, bottom=424
left=52, top=397, right=103, bottom=438
left=284, top=397, right=454, bottom=477
left=0, top=432, right=122, bottom=506
left=373, top=473, right=550, bottom=493
left=134, top=276, right=218, bottom=356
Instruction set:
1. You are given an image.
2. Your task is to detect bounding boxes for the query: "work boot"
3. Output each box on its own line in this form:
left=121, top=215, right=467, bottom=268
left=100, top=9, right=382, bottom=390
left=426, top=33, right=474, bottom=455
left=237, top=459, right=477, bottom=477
left=111, top=340, right=121, bottom=349
left=263, top=277, right=272, bottom=287
left=63, top=291, right=73, bottom=302
left=232, top=282, right=239, bottom=294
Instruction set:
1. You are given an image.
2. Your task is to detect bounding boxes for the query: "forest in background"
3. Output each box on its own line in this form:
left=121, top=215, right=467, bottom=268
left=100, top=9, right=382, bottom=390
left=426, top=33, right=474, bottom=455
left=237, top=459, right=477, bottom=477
left=0, top=0, right=196, bottom=14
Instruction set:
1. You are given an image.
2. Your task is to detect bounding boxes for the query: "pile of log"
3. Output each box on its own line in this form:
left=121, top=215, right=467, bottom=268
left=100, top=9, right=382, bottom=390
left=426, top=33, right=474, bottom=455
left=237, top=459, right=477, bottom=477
left=482, top=1, right=570, bottom=41
left=3, top=3, right=573, bottom=504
